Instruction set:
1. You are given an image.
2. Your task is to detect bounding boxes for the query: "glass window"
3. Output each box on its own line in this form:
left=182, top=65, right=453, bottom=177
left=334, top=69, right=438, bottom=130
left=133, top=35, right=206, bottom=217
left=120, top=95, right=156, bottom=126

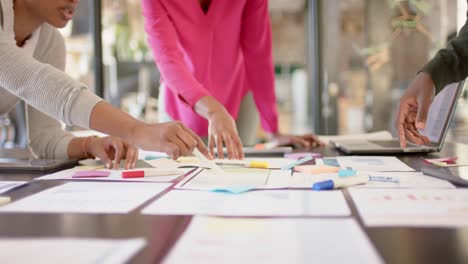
left=319, top=0, right=466, bottom=142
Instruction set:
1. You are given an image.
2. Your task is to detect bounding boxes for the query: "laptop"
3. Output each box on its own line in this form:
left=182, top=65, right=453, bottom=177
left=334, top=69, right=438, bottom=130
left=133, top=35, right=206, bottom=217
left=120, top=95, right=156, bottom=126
left=331, top=81, right=464, bottom=154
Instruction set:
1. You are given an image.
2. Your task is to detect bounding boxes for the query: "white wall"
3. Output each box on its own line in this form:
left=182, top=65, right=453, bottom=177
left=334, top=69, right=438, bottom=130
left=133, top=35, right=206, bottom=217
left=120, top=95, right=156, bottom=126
left=459, top=0, right=467, bottom=31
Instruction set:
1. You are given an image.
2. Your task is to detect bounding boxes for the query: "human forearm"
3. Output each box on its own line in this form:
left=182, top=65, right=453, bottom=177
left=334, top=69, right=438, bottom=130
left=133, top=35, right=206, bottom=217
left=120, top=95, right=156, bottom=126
left=67, top=137, right=95, bottom=160
left=88, top=101, right=144, bottom=146
left=194, top=96, right=228, bottom=121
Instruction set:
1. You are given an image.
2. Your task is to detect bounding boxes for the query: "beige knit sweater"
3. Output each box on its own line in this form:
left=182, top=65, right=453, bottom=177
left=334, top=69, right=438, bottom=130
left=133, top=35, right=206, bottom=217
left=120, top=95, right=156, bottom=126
left=0, top=0, right=102, bottom=158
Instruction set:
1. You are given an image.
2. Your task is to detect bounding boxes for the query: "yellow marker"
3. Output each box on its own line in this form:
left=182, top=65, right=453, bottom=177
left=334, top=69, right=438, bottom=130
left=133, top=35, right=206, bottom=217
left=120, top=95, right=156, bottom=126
left=75, top=165, right=106, bottom=170
left=0, top=196, right=11, bottom=206
left=215, top=160, right=269, bottom=169
left=248, top=161, right=269, bottom=169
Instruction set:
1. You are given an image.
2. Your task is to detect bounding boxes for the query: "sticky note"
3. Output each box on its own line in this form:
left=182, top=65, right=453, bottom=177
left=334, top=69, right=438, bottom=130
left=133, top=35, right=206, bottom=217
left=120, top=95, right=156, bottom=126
left=285, top=152, right=322, bottom=160
left=177, top=156, right=200, bottom=163
left=144, top=155, right=168, bottom=161
left=323, top=158, right=340, bottom=167
left=338, top=169, right=357, bottom=177
left=294, top=165, right=340, bottom=174
left=424, top=157, right=458, bottom=165
left=72, top=170, right=110, bottom=178
left=0, top=196, right=11, bottom=206
left=281, top=155, right=314, bottom=170
left=211, top=186, right=257, bottom=194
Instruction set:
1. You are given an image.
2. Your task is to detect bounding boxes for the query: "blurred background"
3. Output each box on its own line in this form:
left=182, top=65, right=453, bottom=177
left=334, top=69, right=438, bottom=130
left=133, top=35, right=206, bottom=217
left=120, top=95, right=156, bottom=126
left=1, top=0, right=468, bottom=148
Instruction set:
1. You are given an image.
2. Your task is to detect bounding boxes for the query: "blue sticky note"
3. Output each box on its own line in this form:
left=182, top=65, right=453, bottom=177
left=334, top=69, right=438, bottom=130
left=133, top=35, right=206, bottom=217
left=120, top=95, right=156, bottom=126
left=323, top=158, right=340, bottom=167
left=281, top=155, right=314, bottom=170
left=338, top=169, right=357, bottom=177
left=211, top=186, right=257, bottom=194
left=144, top=155, right=168, bottom=161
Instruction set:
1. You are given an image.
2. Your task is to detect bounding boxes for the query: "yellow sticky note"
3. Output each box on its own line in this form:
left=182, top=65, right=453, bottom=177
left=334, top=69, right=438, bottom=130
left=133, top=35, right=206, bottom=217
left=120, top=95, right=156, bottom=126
left=294, top=165, right=340, bottom=174
left=177, top=156, right=200, bottom=163
left=0, top=196, right=11, bottom=206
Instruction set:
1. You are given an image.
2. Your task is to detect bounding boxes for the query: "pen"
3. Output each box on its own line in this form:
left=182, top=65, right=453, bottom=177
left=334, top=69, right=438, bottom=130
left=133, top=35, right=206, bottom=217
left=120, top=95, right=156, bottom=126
left=368, top=176, right=400, bottom=183
left=192, top=148, right=225, bottom=174
left=312, top=175, right=369, bottom=190
left=122, top=169, right=185, bottom=179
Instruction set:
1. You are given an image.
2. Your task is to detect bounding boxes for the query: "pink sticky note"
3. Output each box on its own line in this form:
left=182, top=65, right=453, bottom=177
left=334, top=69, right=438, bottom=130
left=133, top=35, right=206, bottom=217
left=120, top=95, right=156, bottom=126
left=424, top=157, right=458, bottom=165
left=294, top=165, right=340, bottom=174
left=72, top=170, right=110, bottom=178
left=285, top=152, right=323, bottom=160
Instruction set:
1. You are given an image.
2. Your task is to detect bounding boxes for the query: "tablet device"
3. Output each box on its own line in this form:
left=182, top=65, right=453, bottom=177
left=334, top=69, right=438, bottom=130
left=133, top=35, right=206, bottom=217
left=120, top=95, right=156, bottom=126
left=422, top=165, right=468, bottom=187
left=0, top=158, right=78, bottom=173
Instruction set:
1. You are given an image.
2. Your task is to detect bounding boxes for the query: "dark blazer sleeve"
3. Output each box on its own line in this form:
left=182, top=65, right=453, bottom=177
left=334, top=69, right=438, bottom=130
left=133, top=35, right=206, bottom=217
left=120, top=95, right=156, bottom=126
left=421, top=7, right=468, bottom=94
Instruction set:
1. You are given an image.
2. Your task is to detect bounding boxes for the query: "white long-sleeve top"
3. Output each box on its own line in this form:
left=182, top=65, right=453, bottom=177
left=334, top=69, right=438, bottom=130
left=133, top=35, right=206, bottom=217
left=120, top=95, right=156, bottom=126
left=0, top=0, right=102, bottom=158
left=0, top=0, right=101, bottom=128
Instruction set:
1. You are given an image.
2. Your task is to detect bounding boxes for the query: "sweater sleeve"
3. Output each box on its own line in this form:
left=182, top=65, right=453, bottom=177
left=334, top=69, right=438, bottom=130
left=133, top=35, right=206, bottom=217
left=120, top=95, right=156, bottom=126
left=420, top=9, right=468, bottom=94
left=241, top=0, right=279, bottom=133
left=142, top=0, right=210, bottom=107
left=26, top=26, right=76, bottom=159
left=0, top=25, right=102, bottom=128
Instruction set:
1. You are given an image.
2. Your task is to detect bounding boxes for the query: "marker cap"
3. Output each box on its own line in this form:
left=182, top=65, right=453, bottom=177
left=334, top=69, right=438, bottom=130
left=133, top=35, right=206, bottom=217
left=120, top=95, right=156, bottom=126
left=312, top=180, right=334, bottom=191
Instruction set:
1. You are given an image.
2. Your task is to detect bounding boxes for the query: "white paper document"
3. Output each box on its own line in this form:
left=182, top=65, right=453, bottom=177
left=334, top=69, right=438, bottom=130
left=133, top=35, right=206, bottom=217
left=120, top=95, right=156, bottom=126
left=142, top=190, right=350, bottom=216
left=0, top=182, right=170, bottom=214
left=163, top=217, right=382, bottom=264
left=36, top=167, right=188, bottom=183
left=0, top=238, right=145, bottom=264
left=243, top=157, right=298, bottom=169
left=350, top=189, right=468, bottom=227
left=354, top=172, right=455, bottom=189
left=0, top=181, right=27, bottom=194
left=337, top=156, right=414, bottom=171
left=175, top=168, right=292, bottom=190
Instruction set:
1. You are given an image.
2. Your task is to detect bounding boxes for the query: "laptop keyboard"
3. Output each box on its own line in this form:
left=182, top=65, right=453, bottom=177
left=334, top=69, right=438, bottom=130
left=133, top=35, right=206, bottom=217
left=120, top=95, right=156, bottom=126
left=369, top=140, right=403, bottom=148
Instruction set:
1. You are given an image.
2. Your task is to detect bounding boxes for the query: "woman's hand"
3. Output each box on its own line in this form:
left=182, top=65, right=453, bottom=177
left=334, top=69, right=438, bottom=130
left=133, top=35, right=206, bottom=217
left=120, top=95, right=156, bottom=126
left=194, top=96, right=243, bottom=160
left=85, top=136, right=138, bottom=170
left=267, top=133, right=325, bottom=149
left=129, top=121, right=212, bottom=160
left=207, top=109, right=243, bottom=159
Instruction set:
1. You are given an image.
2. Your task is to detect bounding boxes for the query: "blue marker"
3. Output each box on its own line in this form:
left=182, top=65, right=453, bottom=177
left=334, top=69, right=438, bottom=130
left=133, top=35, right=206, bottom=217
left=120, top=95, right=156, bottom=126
left=313, top=175, right=369, bottom=190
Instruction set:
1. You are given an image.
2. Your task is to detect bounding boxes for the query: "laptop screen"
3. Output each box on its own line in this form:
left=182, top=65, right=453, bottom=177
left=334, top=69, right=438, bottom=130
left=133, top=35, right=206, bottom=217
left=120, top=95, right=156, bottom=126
left=420, top=82, right=464, bottom=146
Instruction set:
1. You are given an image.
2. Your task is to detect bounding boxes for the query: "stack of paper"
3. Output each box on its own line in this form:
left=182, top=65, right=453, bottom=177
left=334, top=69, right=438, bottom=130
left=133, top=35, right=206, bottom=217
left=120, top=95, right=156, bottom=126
left=163, top=217, right=383, bottom=264
left=142, top=190, right=350, bottom=216
left=336, top=156, right=414, bottom=172
left=0, top=238, right=145, bottom=264
left=350, top=189, right=468, bottom=227
left=355, top=172, right=455, bottom=189
left=0, top=181, right=27, bottom=194
left=0, top=182, right=170, bottom=214
left=175, top=168, right=292, bottom=190
left=36, top=167, right=189, bottom=182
